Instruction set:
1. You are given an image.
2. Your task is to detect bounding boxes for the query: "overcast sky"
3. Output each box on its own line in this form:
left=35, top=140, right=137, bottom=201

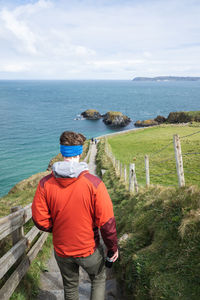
left=0, top=0, right=200, bottom=79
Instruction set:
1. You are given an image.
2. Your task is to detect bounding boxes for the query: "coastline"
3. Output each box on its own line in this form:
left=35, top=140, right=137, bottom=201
left=0, top=123, right=197, bottom=200
left=1, top=80, right=200, bottom=198
left=96, top=122, right=191, bottom=140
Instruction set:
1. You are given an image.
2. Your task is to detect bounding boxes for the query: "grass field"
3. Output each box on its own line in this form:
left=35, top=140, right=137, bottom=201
left=96, top=139, right=200, bottom=300
left=107, top=124, right=200, bottom=187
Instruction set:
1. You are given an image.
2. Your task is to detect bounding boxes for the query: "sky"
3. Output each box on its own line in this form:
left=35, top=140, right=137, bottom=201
left=0, top=0, right=200, bottom=79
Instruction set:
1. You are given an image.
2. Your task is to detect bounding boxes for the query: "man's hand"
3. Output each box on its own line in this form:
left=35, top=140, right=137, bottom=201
left=110, top=249, right=119, bottom=262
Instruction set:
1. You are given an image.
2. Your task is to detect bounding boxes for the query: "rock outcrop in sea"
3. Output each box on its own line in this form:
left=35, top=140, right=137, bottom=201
left=81, top=109, right=131, bottom=127
left=81, top=109, right=102, bottom=120
left=103, top=111, right=131, bottom=127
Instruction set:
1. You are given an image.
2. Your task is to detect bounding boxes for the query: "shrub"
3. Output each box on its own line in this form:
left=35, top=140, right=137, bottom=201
left=167, top=112, right=192, bottom=123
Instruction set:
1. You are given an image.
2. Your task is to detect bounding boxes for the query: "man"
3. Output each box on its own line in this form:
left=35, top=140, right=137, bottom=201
left=32, top=131, right=118, bottom=300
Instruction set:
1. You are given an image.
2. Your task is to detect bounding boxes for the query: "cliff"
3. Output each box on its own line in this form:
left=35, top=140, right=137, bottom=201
left=132, top=76, right=200, bottom=82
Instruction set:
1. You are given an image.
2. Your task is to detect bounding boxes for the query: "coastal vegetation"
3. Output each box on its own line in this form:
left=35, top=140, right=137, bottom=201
left=167, top=111, right=200, bottom=123
left=96, top=137, right=200, bottom=299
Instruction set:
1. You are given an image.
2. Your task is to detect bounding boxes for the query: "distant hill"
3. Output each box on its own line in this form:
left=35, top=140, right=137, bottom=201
left=132, top=76, right=200, bottom=81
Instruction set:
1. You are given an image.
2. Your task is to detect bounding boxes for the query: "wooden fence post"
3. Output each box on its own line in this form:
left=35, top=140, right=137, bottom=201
left=113, top=156, right=115, bottom=168
left=115, top=159, right=117, bottom=173
left=110, top=151, right=113, bottom=161
left=120, top=162, right=123, bottom=179
left=10, top=206, right=24, bottom=246
left=173, top=134, right=185, bottom=187
left=132, top=164, right=139, bottom=193
left=105, top=138, right=108, bottom=154
left=129, top=163, right=135, bottom=193
left=145, top=155, right=150, bottom=187
left=124, top=164, right=127, bottom=184
left=117, top=160, right=120, bottom=175
left=105, top=144, right=108, bottom=155
left=112, top=155, right=115, bottom=166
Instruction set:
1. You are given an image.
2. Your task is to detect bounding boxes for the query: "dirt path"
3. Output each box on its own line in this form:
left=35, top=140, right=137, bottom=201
left=37, top=143, right=121, bottom=300
left=87, top=143, right=97, bottom=175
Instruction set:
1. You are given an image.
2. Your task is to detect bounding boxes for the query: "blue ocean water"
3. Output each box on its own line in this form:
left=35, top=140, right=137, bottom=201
left=0, top=80, right=200, bottom=197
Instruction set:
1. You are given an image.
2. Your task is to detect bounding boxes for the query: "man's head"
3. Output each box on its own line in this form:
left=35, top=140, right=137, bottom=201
left=60, top=131, right=86, bottom=161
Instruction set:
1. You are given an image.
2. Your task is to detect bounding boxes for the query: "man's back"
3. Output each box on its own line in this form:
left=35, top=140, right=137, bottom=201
left=32, top=161, right=115, bottom=257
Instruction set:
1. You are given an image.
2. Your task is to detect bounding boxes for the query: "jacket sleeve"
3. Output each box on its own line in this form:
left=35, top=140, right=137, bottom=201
left=32, top=181, right=53, bottom=232
left=95, top=181, right=118, bottom=252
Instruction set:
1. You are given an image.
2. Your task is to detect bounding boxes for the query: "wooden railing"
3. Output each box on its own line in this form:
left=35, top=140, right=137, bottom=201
left=0, top=204, right=48, bottom=300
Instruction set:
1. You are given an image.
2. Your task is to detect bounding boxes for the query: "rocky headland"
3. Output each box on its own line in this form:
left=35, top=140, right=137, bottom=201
left=132, top=76, right=200, bottom=82
left=134, top=111, right=200, bottom=127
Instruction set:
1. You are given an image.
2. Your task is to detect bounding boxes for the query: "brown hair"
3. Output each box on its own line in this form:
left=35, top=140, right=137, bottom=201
left=60, top=131, right=86, bottom=146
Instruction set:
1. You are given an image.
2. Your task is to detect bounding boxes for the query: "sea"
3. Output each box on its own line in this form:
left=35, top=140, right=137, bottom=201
left=0, top=80, right=200, bottom=197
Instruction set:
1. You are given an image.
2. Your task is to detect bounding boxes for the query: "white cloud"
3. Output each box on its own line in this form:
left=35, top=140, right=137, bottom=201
left=0, top=0, right=200, bottom=79
left=1, top=8, right=38, bottom=54
left=91, top=59, right=144, bottom=70
left=14, top=0, right=52, bottom=15
left=0, top=62, right=32, bottom=72
left=74, top=46, right=96, bottom=57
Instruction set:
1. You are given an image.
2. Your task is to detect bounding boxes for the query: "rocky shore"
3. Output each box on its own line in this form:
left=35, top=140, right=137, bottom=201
left=134, top=111, right=200, bottom=127
left=81, top=109, right=200, bottom=129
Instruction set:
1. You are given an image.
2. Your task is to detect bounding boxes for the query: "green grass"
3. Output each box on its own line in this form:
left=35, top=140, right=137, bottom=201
left=107, top=124, right=200, bottom=187
left=96, top=139, right=200, bottom=300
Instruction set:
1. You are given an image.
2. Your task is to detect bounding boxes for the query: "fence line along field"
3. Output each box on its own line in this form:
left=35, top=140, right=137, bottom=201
left=106, top=124, right=200, bottom=188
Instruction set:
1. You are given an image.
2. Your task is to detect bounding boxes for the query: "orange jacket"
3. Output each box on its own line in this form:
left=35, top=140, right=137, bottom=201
left=32, top=161, right=117, bottom=257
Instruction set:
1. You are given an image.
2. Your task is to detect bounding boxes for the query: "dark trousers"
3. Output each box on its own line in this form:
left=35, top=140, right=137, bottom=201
left=55, top=245, right=106, bottom=300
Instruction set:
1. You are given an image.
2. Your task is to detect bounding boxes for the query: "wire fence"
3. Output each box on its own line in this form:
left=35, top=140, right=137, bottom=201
left=104, top=129, right=200, bottom=193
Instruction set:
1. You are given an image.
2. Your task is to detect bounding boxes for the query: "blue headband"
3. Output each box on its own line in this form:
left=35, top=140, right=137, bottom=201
left=60, top=145, right=83, bottom=157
